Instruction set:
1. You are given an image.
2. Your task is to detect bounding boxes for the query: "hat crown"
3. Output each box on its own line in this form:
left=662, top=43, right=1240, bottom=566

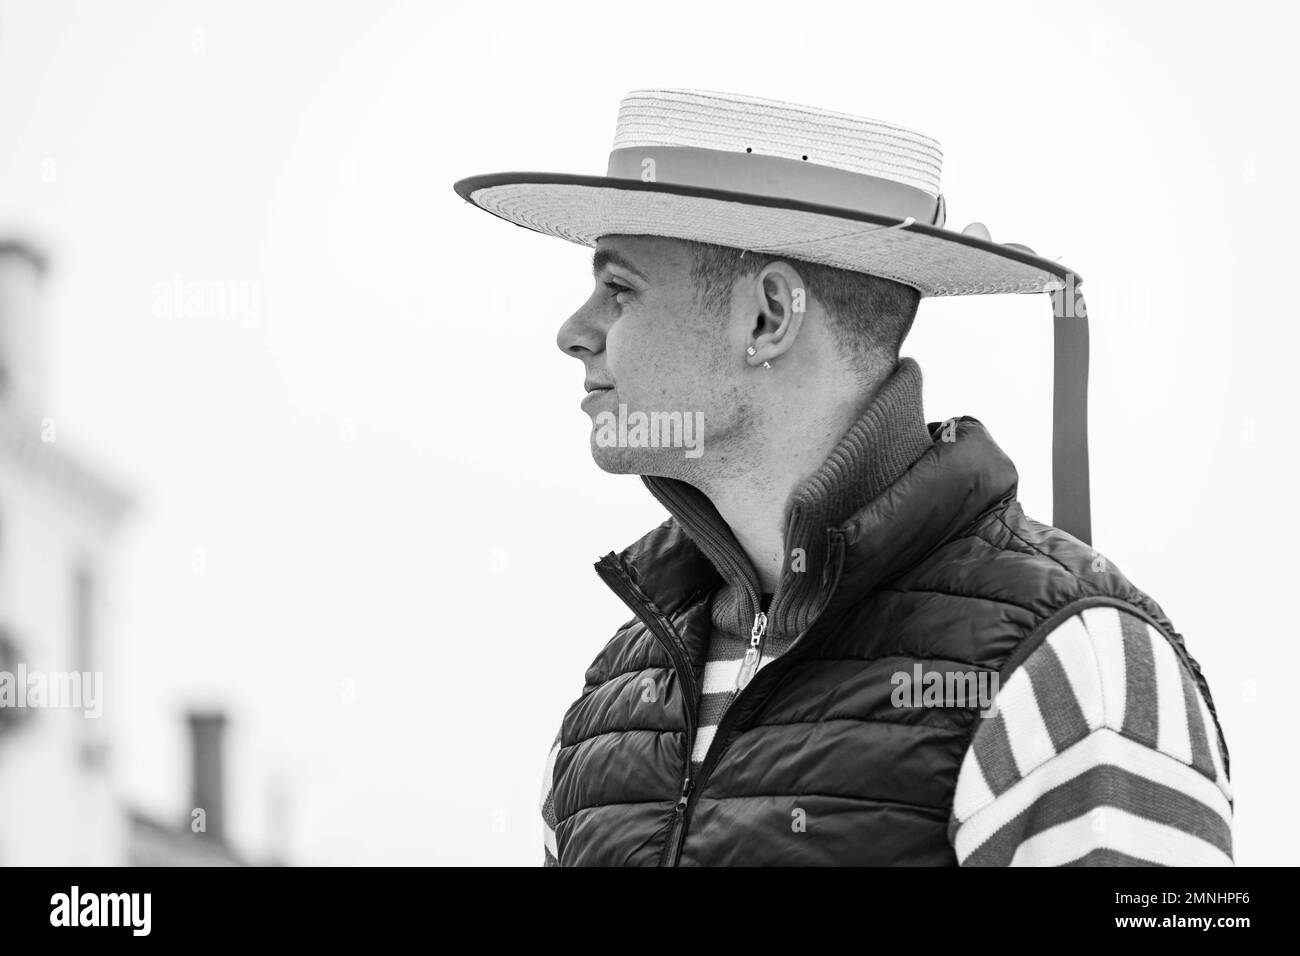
left=611, top=89, right=943, bottom=198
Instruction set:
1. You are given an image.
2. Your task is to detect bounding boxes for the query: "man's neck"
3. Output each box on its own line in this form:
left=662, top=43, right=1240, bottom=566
left=695, top=381, right=885, bottom=592
left=639, top=357, right=934, bottom=640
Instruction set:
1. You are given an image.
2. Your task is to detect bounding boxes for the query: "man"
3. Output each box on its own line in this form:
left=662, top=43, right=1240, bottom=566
left=454, top=89, right=1232, bottom=866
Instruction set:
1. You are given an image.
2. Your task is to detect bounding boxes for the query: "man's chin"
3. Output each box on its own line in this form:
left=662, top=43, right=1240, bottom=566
left=589, top=439, right=686, bottom=478
left=589, top=440, right=642, bottom=475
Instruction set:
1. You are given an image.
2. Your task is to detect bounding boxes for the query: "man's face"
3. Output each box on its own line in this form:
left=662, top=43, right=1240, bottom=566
left=556, top=234, right=747, bottom=476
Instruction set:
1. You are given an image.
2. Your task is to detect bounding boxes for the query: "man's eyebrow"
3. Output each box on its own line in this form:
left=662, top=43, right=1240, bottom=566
left=592, top=249, right=649, bottom=282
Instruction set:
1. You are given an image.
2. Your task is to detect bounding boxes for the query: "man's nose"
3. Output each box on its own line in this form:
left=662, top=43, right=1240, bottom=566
left=556, top=292, right=606, bottom=358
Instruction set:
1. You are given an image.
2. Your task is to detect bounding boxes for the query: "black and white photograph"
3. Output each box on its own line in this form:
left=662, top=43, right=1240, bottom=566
left=0, top=0, right=1292, bottom=926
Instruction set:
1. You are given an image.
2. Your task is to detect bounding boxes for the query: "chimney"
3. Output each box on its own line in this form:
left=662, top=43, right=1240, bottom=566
left=0, top=240, right=49, bottom=410
left=187, top=711, right=228, bottom=843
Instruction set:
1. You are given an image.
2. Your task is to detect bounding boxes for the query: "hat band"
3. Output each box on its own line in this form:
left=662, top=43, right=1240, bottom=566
left=606, top=146, right=944, bottom=226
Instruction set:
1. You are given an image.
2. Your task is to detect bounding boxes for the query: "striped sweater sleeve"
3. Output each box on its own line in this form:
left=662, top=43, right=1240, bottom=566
left=949, top=606, right=1233, bottom=866
left=541, top=730, right=561, bottom=866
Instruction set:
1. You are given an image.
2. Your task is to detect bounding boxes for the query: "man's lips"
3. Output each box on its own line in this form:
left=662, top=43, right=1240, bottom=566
left=581, top=385, right=613, bottom=409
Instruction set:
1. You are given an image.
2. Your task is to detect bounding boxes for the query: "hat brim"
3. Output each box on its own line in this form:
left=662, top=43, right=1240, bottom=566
left=453, top=172, right=1079, bottom=297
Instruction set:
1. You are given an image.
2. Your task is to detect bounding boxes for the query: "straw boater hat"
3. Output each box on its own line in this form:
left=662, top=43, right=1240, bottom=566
left=453, top=89, right=1093, bottom=544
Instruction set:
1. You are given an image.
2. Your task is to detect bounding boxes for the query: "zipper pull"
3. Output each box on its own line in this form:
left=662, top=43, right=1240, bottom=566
left=662, top=775, right=694, bottom=866
left=675, top=775, right=694, bottom=812
left=734, top=611, right=767, bottom=691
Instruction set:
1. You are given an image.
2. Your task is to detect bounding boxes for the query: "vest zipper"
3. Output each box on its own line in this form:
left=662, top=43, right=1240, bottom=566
left=734, top=610, right=767, bottom=691
left=662, top=776, right=694, bottom=863
left=666, top=530, right=848, bottom=866
left=594, top=554, right=701, bottom=865
left=593, top=527, right=844, bottom=867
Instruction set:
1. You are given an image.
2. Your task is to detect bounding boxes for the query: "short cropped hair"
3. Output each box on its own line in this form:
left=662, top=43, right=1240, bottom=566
left=682, top=239, right=922, bottom=374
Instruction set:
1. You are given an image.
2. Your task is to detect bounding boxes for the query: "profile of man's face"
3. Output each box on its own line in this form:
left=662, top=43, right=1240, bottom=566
left=556, top=234, right=748, bottom=477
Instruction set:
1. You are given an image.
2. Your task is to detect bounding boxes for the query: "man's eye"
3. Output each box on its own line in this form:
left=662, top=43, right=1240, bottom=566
left=604, top=280, right=633, bottom=299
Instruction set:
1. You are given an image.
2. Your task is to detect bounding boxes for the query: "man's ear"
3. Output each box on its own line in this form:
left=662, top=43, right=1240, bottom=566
left=744, top=261, right=807, bottom=368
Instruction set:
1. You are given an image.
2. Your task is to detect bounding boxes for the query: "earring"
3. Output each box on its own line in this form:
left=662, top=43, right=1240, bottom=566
left=746, top=346, right=757, bottom=356
left=762, top=361, right=772, bottom=370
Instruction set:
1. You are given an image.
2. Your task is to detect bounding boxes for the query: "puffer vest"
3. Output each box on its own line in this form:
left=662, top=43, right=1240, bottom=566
left=551, top=416, right=1229, bottom=866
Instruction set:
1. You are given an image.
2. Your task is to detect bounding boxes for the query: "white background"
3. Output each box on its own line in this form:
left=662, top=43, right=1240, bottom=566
left=0, top=0, right=1295, bottom=864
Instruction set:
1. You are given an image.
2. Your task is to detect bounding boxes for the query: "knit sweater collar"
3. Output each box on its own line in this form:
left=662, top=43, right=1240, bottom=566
left=641, top=357, right=934, bottom=639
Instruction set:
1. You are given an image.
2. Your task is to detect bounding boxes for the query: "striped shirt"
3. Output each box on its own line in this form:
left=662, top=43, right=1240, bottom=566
left=950, top=605, right=1232, bottom=865
left=691, top=591, right=776, bottom=774
left=541, top=605, right=1231, bottom=866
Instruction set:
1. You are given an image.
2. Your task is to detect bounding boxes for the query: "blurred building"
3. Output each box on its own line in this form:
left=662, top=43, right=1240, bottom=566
left=0, top=237, right=280, bottom=866
left=128, top=712, right=246, bottom=866
left=0, top=238, right=134, bottom=864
